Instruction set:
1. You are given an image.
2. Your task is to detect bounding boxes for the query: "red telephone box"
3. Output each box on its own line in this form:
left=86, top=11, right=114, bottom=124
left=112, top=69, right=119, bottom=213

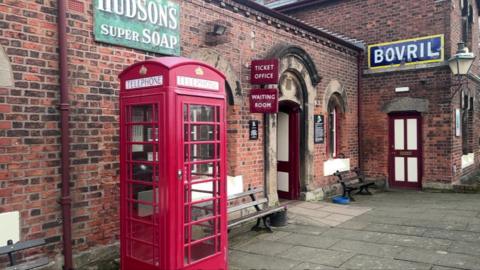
left=118, top=57, right=228, bottom=270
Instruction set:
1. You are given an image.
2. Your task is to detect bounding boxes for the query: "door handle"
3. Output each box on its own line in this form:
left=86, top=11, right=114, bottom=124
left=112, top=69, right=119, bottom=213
left=177, top=169, right=182, bottom=180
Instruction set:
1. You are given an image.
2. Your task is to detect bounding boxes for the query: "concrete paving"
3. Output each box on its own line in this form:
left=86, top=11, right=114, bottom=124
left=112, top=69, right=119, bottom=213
left=229, top=190, right=480, bottom=270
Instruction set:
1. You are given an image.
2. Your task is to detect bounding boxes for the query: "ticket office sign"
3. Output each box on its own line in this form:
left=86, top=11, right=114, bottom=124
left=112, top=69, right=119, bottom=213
left=368, top=35, right=444, bottom=69
left=94, top=0, right=180, bottom=55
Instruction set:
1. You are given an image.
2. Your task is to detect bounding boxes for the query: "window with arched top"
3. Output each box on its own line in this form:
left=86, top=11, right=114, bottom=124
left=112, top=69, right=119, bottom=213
left=327, top=93, right=345, bottom=158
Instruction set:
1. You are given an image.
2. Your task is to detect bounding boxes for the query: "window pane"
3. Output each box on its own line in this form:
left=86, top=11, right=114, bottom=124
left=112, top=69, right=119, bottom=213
left=130, top=221, right=154, bottom=243
left=190, top=105, right=214, bottom=122
left=191, top=181, right=216, bottom=202
left=190, top=200, right=216, bottom=221
left=131, top=125, right=145, bottom=143
left=128, top=201, right=155, bottom=221
left=132, top=144, right=156, bottom=161
left=190, top=238, right=216, bottom=263
left=191, top=162, right=214, bottom=182
left=130, top=240, right=154, bottom=263
left=191, top=219, right=216, bottom=242
left=132, top=164, right=156, bottom=182
left=190, top=125, right=215, bottom=141
left=131, top=104, right=156, bottom=122
left=190, top=144, right=214, bottom=161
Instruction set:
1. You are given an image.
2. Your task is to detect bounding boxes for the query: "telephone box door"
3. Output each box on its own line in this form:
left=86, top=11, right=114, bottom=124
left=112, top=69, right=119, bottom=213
left=121, top=95, right=167, bottom=270
left=178, top=96, right=227, bottom=270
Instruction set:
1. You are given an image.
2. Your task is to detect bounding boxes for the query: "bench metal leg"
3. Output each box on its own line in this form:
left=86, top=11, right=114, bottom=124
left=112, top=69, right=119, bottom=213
left=251, top=218, right=262, bottom=231
left=347, top=190, right=356, bottom=201
left=262, top=216, right=273, bottom=233
left=357, top=186, right=372, bottom=195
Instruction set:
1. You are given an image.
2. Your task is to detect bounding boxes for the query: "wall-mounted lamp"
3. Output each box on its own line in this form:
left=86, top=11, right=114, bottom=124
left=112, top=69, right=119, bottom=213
left=448, top=42, right=476, bottom=99
left=205, top=21, right=229, bottom=46
left=448, top=42, right=475, bottom=76
left=212, top=24, right=227, bottom=36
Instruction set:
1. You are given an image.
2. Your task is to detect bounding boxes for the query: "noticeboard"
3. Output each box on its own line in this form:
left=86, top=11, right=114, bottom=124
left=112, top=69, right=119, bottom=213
left=314, top=115, right=324, bottom=144
left=249, top=120, right=259, bottom=140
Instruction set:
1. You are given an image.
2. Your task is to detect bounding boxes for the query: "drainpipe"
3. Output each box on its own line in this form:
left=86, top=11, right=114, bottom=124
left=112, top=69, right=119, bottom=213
left=357, top=52, right=364, bottom=171
left=57, top=0, right=73, bottom=269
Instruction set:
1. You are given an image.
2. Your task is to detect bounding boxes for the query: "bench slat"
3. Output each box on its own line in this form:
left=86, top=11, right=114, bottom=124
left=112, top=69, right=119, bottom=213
left=228, top=206, right=286, bottom=228
left=227, top=198, right=267, bottom=213
left=227, top=188, right=263, bottom=200
left=0, top=239, right=46, bottom=255
left=5, top=257, right=49, bottom=270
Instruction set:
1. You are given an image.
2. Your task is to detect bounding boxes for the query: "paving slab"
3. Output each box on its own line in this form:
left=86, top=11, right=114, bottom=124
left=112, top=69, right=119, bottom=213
left=256, top=230, right=292, bottom=241
left=276, top=233, right=340, bottom=249
left=229, top=250, right=300, bottom=270
left=232, top=238, right=293, bottom=256
left=276, top=223, right=329, bottom=235
left=377, top=233, right=452, bottom=250
left=448, top=240, right=480, bottom=257
left=321, top=228, right=384, bottom=243
left=423, top=228, right=480, bottom=243
left=278, top=246, right=355, bottom=267
left=336, top=220, right=370, bottom=230
left=292, top=262, right=342, bottom=270
left=364, top=223, right=427, bottom=236
left=395, top=247, right=480, bottom=270
left=329, top=239, right=404, bottom=258
left=340, top=254, right=431, bottom=270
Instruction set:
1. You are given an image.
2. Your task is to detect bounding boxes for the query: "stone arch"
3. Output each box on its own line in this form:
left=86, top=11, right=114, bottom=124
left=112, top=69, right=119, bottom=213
left=264, top=44, right=321, bottom=204
left=381, top=97, right=429, bottom=113
left=0, top=46, right=13, bottom=87
left=189, top=49, right=240, bottom=105
left=323, top=80, right=348, bottom=113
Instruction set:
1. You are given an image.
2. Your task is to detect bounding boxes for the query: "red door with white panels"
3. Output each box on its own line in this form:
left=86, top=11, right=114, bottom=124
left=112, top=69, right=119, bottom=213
left=388, top=113, right=423, bottom=189
left=277, top=102, right=300, bottom=200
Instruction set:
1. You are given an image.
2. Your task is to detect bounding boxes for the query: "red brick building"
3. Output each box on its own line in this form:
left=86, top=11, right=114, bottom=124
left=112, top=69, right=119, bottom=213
left=269, top=0, right=480, bottom=189
left=0, top=0, right=362, bottom=268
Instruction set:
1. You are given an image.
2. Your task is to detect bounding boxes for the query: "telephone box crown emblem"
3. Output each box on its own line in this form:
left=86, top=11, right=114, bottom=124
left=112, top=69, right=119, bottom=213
left=139, top=65, right=148, bottom=75
left=195, top=67, right=204, bottom=76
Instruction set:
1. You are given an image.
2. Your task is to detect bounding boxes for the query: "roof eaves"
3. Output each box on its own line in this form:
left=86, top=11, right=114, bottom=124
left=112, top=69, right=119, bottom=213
left=232, top=0, right=364, bottom=51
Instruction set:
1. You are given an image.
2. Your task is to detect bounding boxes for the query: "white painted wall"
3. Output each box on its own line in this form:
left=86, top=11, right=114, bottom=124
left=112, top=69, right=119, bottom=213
left=323, top=158, right=350, bottom=176
left=0, top=211, right=20, bottom=244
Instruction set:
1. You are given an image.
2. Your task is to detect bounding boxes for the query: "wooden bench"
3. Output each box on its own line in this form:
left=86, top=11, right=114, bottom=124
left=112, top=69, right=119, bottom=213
left=333, top=168, right=375, bottom=201
left=0, top=239, right=49, bottom=270
left=227, top=187, right=286, bottom=233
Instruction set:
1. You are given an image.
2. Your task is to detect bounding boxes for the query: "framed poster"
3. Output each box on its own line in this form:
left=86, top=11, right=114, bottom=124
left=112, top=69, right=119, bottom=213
left=314, top=115, right=324, bottom=144
left=249, top=120, right=259, bottom=140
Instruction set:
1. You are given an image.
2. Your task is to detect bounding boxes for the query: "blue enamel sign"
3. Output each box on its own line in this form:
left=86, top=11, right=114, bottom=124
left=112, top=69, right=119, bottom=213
left=368, top=35, right=444, bottom=69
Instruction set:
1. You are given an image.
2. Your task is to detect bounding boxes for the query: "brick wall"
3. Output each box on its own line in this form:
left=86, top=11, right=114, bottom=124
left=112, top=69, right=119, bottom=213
left=287, top=0, right=480, bottom=184
left=0, top=0, right=359, bottom=265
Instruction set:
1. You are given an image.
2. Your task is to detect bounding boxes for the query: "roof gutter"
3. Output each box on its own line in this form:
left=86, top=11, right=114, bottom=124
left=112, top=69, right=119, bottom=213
left=272, top=0, right=336, bottom=12
left=232, top=0, right=364, bottom=51
left=57, top=0, right=73, bottom=269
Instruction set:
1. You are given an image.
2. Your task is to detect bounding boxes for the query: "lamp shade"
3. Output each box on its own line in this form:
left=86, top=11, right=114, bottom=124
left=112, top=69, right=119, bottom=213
left=448, top=51, right=476, bottom=75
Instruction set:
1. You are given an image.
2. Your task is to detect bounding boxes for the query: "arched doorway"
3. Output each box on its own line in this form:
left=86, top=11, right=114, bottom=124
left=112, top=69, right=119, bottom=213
left=277, top=72, right=303, bottom=200
left=264, top=45, right=320, bottom=204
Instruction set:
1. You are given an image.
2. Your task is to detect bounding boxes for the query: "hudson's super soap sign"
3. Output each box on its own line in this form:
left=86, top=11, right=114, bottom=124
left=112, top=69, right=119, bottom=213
left=94, top=0, right=180, bottom=55
left=368, top=35, right=444, bottom=69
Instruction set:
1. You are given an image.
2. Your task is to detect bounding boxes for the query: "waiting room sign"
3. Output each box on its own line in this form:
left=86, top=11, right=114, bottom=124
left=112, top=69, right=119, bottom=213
left=94, top=0, right=180, bottom=55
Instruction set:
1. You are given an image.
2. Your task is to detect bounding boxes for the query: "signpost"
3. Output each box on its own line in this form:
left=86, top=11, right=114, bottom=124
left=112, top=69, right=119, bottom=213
left=249, top=88, right=278, bottom=113
left=314, top=115, right=324, bottom=144
left=94, top=0, right=181, bottom=55
left=251, top=59, right=279, bottom=85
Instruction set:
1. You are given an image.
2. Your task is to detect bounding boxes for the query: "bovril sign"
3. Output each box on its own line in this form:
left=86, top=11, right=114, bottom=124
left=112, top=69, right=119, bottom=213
left=368, top=35, right=444, bottom=69
left=94, top=0, right=180, bottom=55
